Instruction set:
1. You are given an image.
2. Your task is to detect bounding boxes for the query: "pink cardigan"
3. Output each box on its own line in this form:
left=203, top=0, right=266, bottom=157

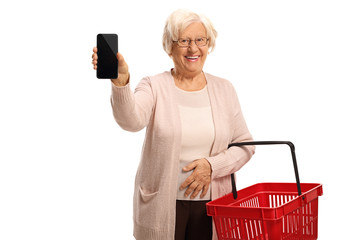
left=111, top=71, right=255, bottom=240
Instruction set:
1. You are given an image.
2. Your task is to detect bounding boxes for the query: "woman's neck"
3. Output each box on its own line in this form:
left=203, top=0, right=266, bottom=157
left=171, top=69, right=206, bottom=92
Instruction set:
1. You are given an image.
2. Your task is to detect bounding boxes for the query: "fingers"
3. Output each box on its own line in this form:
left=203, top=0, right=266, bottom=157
left=92, top=58, right=97, bottom=70
left=92, top=47, right=98, bottom=70
left=183, top=175, right=210, bottom=199
left=186, top=181, right=199, bottom=199
left=182, top=161, right=197, bottom=172
left=200, top=183, right=210, bottom=199
left=179, top=160, right=200, bottom=190
left=180, top=159, right=212, bottom=199
left=180, top=175, right=194, bottom=191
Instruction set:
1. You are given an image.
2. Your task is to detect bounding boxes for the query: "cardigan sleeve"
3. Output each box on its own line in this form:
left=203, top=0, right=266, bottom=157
left=206, top=84, right=255, bottom=179
left=110, top=77, right=154, bottom=132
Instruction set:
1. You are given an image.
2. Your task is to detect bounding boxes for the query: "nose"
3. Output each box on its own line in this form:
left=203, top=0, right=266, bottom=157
left=188, top=41, right=199, bottom=52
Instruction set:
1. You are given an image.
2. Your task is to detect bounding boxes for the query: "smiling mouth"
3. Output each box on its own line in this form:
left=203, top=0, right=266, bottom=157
left=185, top=55, right=200, bottom=61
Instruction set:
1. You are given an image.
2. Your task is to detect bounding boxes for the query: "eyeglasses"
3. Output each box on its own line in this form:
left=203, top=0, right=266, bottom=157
left=173, top=37, right=208, bottom=48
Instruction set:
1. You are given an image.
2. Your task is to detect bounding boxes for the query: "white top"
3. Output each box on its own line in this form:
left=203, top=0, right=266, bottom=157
left=176, top=85, right=215, bottom=200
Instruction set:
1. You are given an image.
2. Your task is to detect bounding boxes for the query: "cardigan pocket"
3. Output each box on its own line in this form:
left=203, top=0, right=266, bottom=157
left=139, top=185, right=159, bottom=202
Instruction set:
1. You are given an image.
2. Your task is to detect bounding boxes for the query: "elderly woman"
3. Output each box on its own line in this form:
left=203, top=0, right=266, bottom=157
left=92, top=9, right=255, bottom=240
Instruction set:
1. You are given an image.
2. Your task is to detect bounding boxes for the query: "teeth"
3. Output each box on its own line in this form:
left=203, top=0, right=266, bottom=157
left=186, top=56, right=199, bottom=59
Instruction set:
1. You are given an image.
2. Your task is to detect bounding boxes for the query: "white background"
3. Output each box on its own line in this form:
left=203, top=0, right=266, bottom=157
left=1, top=0, right=359, bottom=239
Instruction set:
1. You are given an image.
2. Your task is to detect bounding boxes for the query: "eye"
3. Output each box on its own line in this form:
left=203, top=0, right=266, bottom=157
left=196, top=38, right=205, bottom=43
left=179, top=39, right=189, bottom=44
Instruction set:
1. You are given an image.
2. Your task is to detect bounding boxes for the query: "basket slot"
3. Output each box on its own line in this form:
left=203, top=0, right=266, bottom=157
left=215, top=216, right=266, bottom=240
left=269, top=194, right=297, bottom=208
left=301, top=199, right=318, bottom=237
left=235, top=192, right=298, bottom=208
left=246, top=219, right=264, bottom=239
left=216, top=217, right=240, bottom=239
left=238, top=196, right=260, bottom=208
left=281, top=198, right=319, bottom=239
left=283, top=208, right=300, bottom=236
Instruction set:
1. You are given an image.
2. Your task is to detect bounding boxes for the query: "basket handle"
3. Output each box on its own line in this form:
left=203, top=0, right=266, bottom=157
left=228, top=141, right=302, bottom=199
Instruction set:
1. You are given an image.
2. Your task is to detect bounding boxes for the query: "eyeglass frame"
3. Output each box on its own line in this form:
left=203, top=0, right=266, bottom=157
left=173, top=37, right=209, bottom=48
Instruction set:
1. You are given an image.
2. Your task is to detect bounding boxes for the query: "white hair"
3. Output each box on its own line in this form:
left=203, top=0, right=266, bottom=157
left=162, top=9, right=218, bottom=55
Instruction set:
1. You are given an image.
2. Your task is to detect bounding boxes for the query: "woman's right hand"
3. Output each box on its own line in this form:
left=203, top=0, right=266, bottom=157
left=92, top=47, right=130, bottom=86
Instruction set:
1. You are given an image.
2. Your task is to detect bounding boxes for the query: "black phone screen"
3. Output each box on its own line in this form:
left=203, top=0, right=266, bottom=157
left=96, top=34, right=118, bottom=79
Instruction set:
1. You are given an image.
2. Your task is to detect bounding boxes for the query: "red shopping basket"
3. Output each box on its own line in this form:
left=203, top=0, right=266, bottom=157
left=206, top=141, right=323, bottom=240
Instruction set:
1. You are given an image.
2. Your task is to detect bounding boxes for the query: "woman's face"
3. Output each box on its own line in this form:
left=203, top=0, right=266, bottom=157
left=171, top=22, right=209, bottom=78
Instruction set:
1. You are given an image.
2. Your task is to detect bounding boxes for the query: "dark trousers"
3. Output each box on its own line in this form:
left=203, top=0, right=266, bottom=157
left=175, top=200, right=213, bottom=240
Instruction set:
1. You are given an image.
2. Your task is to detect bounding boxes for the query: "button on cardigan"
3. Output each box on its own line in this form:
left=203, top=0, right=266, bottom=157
left=110, top=71, right=255, bottom=240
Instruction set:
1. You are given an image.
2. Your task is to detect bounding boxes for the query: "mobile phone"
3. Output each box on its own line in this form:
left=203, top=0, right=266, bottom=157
left=96, top=34, right=118, bottom=79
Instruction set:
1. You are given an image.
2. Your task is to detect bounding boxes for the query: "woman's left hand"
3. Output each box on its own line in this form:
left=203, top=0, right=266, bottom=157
left=180, top=158, right=212, bottom=199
